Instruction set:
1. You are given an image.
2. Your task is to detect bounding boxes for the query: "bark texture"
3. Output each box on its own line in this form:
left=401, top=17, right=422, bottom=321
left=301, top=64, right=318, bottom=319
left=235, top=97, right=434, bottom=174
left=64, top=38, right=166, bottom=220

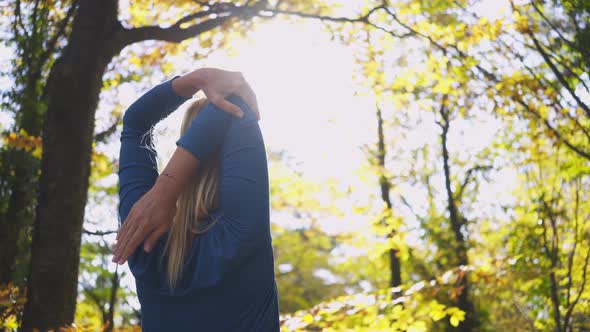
left=21, top=0, right=121, bottom=329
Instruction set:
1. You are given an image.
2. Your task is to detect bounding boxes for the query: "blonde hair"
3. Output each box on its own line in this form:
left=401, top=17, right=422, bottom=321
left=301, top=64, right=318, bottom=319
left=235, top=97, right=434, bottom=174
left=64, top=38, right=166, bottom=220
left=162, top=97, right=221, bottom=290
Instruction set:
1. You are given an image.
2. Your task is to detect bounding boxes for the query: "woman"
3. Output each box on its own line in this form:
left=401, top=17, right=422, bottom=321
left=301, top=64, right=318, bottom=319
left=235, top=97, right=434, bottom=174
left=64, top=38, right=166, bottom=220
left=113, top=68, right=279, bottom=331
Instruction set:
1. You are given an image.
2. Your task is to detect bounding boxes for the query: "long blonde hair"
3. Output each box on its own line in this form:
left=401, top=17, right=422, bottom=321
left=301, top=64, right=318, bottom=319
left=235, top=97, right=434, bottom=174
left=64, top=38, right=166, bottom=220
left=162, top=97, right=221, bottom=290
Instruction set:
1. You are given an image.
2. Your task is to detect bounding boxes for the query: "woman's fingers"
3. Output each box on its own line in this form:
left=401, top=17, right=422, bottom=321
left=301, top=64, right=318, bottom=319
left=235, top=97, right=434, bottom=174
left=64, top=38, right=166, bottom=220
left=143, top=225, right=168, bottom=253
left=116, top=208, right=134, bottom=241
left=236, top=82, right=260, bottom=120
left=212, top=97, right=244, bottom=118
left=113, top=218, right=139, bottom=263
left=116, top=221, right=148, bottom=264
left=114, top=209, right=136, bottom=254
left=200, top=70, right=259, bottom=120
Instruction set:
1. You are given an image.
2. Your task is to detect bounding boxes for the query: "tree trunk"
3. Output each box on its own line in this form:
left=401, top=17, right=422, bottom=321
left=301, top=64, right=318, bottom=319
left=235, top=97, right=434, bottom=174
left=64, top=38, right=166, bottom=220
left=21, top=0, right=121, bottom=329
left=375, top=106, right=402, bottom=287
left=0, top=151, right=37, bottom=286
left=439, top=104, right=476, bottom=332
left=104, top=268, right=120, bottom=332
left=0, top=157, right=25, bottom=285
left=0, top=36, right=47, bottom=288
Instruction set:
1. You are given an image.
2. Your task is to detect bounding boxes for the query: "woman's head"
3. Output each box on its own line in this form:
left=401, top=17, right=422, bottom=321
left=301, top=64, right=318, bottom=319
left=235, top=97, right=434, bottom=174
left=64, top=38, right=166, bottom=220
left=162, top=97, right=221, bottom=289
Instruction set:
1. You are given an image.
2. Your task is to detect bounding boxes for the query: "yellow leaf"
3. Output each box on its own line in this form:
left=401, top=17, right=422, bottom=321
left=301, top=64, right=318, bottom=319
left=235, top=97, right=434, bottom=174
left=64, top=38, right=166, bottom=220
left=429, top=302, right=447, bottom=321
left=447, top=308, right=465, bottom=327
left=408, top=321, right=427, bottom=332
left=1, top=315, right=18, bottom=329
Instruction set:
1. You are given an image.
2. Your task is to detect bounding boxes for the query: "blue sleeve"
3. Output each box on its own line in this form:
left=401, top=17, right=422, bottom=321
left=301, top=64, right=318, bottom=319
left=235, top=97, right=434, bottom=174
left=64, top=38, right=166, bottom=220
left=118, top=77, right=191, bottom=224
left=178, top=96, right=271, bottom=291
left=175, top=100, right=234, bottom=162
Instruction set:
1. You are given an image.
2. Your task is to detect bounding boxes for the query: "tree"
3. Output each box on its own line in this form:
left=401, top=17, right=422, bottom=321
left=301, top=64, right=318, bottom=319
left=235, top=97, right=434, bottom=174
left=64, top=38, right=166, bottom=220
left=78, top=241, right=121, bottom=332
left=0, top=0, right=76, bottom=289
left=504, top=0, right=590, bottom=160
left=359, top=32, right=403, bottom=288
left=348, top=3, right=497, bottom=329
left=502, top=140, right=590, bottom=331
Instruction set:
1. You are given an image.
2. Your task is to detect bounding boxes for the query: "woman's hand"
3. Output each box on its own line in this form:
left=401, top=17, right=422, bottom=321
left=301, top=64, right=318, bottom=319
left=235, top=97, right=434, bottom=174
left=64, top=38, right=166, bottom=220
left=172, top=68, right=260, bottom=120
left=114, top=148, right=199, bottom=265
left=112, top=175, right=177, bottom=265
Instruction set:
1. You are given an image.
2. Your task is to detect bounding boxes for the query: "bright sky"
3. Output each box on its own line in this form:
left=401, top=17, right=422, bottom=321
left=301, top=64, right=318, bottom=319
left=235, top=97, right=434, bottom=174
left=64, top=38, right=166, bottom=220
left=163, top=20, right=376, bottom=182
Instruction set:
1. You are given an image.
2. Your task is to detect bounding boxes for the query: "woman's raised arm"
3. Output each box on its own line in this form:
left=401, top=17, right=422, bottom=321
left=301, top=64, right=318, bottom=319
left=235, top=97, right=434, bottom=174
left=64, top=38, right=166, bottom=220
left=113, top=69, right=259, bottom=265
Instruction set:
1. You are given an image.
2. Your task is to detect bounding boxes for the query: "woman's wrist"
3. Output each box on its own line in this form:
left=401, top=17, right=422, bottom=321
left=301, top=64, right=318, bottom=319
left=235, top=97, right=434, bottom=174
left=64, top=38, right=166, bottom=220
left=154, top=146, right=201, bottom=206
left=154, top=172, right=183, bottom=206
left=171, top=69, right=206, bottom=97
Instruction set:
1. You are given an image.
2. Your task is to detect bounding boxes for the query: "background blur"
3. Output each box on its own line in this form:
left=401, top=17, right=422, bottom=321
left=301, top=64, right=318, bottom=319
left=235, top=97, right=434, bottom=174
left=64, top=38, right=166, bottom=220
left=0, top=0, right=589, bottom=331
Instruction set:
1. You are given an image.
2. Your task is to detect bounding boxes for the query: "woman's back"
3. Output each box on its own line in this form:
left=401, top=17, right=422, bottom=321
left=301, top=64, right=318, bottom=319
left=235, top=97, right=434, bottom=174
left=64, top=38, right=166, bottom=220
left=118, top=79, right=279, bottom=331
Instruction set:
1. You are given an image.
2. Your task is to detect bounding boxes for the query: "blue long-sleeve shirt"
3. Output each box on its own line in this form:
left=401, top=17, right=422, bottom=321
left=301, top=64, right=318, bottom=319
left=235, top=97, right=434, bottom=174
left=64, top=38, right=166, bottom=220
left=118, top=77, right=279, bottom=331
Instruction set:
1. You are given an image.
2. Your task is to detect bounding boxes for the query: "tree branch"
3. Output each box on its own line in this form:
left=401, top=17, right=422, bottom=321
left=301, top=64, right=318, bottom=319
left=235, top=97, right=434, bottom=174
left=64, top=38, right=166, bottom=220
left=537, top=198, right=563, bottom=331
left=13, top=0, right=26, bottom=39
left=82, top=285, right=107, bottom=323
left=496, top=36, right=590, bottom=146
left=94, top=119, right=119, bottom=143
left=516, top=98, right=590, bottom=161
left=260, top=5, right=383, bottom=24
left=83, top=229, right=117, bottom=236
left=528, top=31, right=590, bottom=118
left=114, top=1, right=269, bottom=47
left=117, top=15, right=232, bottom=46
left=565, top=178, right=580, bottom=311
left=259, top=5, right=413, bottom=39
left=39, top=0, right=79, bottom=64
left=541, top=44, right=590, bottom=94
left=563, top=245, right=590, bottom=331
left=399, top=195, right=426, bottom=225
left=529, top=0, right=575, bottom=49
left=456, top=165, right=493, bottom=201
left=31, top=0, right=40, bottom=38
left=381, top=6, right=447, bottom=52
left=14, top=0, right=30, bottom=51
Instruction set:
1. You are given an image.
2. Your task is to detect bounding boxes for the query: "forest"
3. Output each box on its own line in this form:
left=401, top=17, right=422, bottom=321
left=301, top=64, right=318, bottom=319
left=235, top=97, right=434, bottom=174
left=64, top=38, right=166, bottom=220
left=0, top=0, right=589, bottom=331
